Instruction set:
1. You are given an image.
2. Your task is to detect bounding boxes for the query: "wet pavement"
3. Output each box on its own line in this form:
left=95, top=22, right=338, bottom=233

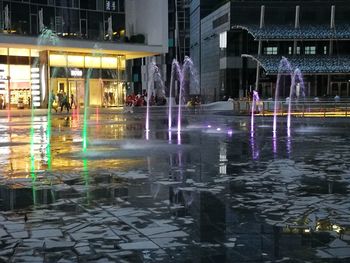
left=0, top=108, right=350, bottom=262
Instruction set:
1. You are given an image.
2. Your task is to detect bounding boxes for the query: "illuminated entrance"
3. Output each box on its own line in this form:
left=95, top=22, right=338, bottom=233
left=49, top=53, right=126, bottom=107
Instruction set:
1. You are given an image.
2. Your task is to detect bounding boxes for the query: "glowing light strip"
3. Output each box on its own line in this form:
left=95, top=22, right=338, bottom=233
left=41, top=65, right=46, bottom=103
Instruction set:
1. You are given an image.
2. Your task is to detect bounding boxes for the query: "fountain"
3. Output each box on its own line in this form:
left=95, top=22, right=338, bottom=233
left=83, top=45, right=102, bottom=152
left=250, top=90, right=260, bottom=134
left=145, top=60, right=165, bottom=139
left=273, top=57, right=293, bottom=134
left=168, top=56, right=197, bottom=134
left=28, top=28, right=59, bottom=177
left=273, top=57, right=305, bottom=135
left=287, top=68, right=305, bottom=134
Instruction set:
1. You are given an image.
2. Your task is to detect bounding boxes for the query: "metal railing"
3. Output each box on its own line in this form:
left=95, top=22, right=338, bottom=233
left=233, top=100, right=350, bottom=117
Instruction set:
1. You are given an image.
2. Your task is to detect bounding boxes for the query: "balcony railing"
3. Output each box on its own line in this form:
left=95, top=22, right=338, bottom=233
left=233, top=100, right=350, bottom=117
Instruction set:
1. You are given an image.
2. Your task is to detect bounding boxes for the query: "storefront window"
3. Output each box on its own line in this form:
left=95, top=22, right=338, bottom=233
left=102, top=81, right=124, bottom=107
left=9, top=65, right=31, bottom=108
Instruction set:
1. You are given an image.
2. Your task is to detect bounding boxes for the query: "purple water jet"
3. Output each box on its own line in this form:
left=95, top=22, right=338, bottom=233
left=168, top=56, right=197, bottom=133
left=287, top=68, right=305, bottom=132
left=273, top=57, right=305, bottom=135
left=273, top=57, right=293, bottom=134
left=251, top=90, right=260, bottom=134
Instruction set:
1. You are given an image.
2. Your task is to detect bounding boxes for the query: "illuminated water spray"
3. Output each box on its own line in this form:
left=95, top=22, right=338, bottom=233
left=287, top=68, right=305, bottom=135
left=145, top=60, right=165, bottom=140
left=82, top=45, right=102, bottom=151
left=168, top=57, right=197, bottom=133
left=273, top=57, right=305, bottom=136
left=273, top=57, right=293, bottom=135
left=251, top=90, right=260, bottom=134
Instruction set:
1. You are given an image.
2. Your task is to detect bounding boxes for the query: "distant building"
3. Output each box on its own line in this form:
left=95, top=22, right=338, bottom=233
left=192, top=0, right=350, bottom=102
left=0, top=0, right=168, bottom=108
left=128, top=0, right=190, bottom=101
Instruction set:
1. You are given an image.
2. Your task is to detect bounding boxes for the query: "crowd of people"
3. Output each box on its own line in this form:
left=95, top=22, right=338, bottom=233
left=50, top=90, right=76, bottom=113
left=125, top=91, right=167, bottom=107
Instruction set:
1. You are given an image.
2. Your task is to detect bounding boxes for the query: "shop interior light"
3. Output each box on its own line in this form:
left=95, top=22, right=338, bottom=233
left=31, top=85, right=40, bottom=90
left=33, top=96, right=41, bottom=101
left=31, top=79, right=40, bottom=84
left=33, top=102, right=41, bottom=107
left=32, top=90, right=40, bottom=96
left=31, top=68, right=40, bottom=73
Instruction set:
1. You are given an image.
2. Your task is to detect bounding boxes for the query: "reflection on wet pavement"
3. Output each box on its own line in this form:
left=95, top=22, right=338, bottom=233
left=0, top=111, right=350, bottom=262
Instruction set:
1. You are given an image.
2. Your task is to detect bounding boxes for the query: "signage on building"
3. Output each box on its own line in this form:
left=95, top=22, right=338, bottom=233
left=71, top=69, right=83, bottom=77
left=105, top=0, right=116, bottom=11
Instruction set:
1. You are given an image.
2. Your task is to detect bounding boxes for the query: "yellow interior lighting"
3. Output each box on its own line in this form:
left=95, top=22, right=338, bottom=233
left=85, top=56, right=101, bottom=68
left=0, top=48, right=8, bottom=56
left=9, top=48, right=30, bottom=57
left=49, top=54, right=67, bottom=67
left=68, top=55, right=85, bottom=67
left=119, top=58, right=126, bottom=69
left=102, top=57, right=118, bottom=69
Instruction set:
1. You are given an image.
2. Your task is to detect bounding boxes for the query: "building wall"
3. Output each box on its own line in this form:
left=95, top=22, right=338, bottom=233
left=193, top=0, right=350, bottom=101
left=125, top=0, right=168, bottom=51
left=200, top=2, right=230, bottom=102
left=190, top=0, right=201, bottom=91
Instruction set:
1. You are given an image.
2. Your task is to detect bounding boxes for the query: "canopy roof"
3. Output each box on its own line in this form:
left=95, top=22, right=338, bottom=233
left=232, top=24, right=350, bottom=40
left=242, top=55, right=350, bottom=74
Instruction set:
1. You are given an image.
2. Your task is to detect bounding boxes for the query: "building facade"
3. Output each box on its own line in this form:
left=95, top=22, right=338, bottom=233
left=128, top=0, right=190, bottom=101
left=0, top=0, right=168, bottom=108
left=192, top=0, right=350, bottom=102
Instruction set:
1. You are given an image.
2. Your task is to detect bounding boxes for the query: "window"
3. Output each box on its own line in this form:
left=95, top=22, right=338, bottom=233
left=213, top=13, right=228, bottom=29
left=324, top=46, right=327, bottom=55
left=264, top=47, right=278, bottom=55
left=305, top=46, right=316, bottom=55
left=219, top=31, right=227, bottom=49
left=296, top=47, right=301, bottom=55
left=288, top=47, right=292, bottom=55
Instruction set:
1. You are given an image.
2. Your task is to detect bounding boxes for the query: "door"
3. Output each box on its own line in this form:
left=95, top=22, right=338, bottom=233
left=340, top=82, right=348, bottom=97
left=69, top=80, right=84, bottom=107
left=330, top=83, right=340, bottom=96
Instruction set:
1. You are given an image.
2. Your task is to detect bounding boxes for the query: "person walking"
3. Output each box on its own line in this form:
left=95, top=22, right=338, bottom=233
left=70, top=93, right=76, bottom=109
left=50, top=91, right=57, bottom=112
left=60, top=92, right=70, bottom=113
left=0, top=95, right=3, bottom=110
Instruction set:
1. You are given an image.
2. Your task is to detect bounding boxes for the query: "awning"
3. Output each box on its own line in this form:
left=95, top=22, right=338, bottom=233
left=242, top=54, right=350, bottom=74
left=232, top=24, right=350, bottom=40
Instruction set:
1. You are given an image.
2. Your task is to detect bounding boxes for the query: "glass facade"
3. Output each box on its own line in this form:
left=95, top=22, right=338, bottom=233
left=0, top=47, right=126, bottom=108
left=0, top=0, right=126, bottom=42
left=0, top=48, right=39, bottom=108
left=0, top=0, right=131, bottom=108
left=49, top=52, right=126, bottom=107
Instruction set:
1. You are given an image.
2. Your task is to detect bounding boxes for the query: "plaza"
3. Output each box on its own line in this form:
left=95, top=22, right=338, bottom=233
left=0, top=107, right=349, bottom=262
left=0, top=0, right=350, bottom=262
